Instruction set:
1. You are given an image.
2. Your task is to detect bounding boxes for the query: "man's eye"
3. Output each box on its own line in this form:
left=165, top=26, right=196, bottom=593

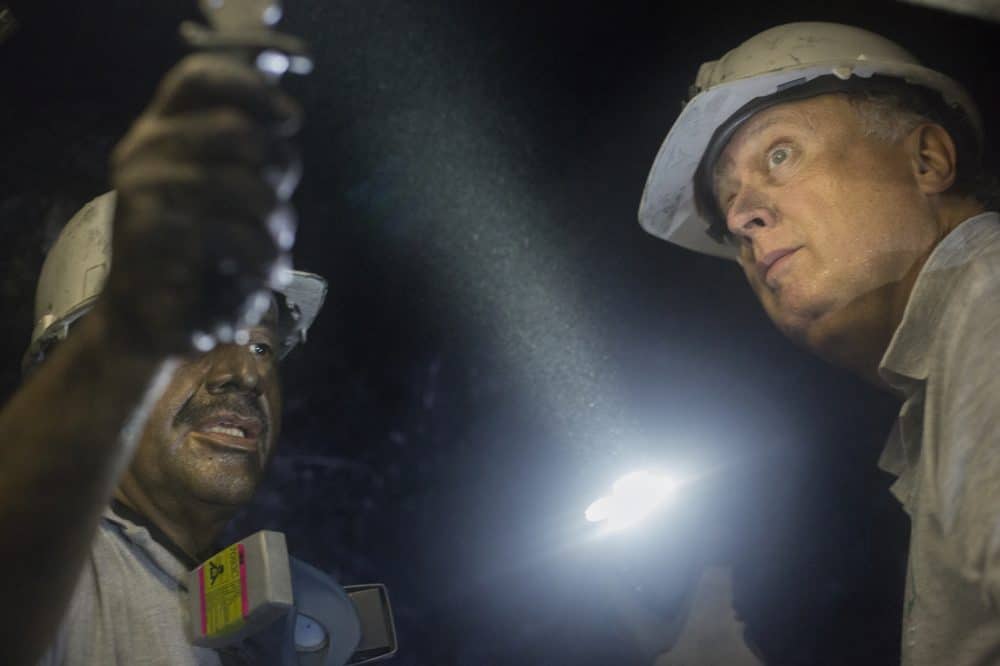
left=249, top=342, right=273, bottom=357
left=767, top=145, right=792, bottom=170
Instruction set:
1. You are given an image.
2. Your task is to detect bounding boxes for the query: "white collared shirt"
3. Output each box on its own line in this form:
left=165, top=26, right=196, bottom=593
left=878, top=211, right=1000, bottom=665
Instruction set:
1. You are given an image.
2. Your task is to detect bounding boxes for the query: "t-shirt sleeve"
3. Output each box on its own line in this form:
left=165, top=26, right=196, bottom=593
left=929, top=261, right=1000, bottom=608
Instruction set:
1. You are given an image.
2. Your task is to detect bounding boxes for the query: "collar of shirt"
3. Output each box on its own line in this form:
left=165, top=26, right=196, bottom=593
left=876, top=211, right=1000, bottom=496
left=104, top=501, right=199, bottom=584
left=879, top=211, right=1000, bottom=390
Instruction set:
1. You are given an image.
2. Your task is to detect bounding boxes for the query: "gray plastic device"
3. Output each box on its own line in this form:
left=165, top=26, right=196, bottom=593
left=187, top=531, right=397, bottom=665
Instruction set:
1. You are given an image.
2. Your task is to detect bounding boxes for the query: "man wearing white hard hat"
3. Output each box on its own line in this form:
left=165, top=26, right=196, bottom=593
left=640, top=21, right=999, bottom=665
left=0, top=38, right=385, bottom=666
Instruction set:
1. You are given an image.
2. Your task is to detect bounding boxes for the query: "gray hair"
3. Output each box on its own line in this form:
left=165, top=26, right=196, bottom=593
left=848, top=91, right=928, bottom=143
left=846, top=90, right=1000, bottom=210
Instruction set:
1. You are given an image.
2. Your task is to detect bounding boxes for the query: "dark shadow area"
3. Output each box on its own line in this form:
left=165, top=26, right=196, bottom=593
left=4, top=1, right=997, bottom=663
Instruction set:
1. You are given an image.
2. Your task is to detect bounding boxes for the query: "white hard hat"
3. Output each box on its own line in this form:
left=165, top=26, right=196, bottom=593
left=24, top=191, right=328, bottom=369
left=638, top=21, right=984, bottom=261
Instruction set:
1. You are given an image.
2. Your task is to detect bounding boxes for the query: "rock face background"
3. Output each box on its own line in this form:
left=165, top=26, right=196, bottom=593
left=2, top=1, right=998, bottom=664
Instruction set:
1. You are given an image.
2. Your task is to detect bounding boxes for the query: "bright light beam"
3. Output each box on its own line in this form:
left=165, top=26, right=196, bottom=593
left=585, top=470, right=679, bottom=532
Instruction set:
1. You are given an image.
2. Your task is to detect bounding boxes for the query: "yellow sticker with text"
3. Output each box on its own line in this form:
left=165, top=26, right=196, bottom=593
left=198, top=543, right=249, bottom=637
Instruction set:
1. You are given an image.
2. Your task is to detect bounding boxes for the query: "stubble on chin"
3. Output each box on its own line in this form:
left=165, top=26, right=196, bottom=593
left=752, top=279, right=828, bottom=350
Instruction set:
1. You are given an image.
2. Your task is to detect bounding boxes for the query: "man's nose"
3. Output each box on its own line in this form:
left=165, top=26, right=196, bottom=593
left=204, top=344, right=261, bottom=395
left=725, top=186, right=777, bottom=241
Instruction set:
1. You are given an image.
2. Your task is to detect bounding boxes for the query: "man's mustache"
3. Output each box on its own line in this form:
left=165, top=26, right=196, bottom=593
left=175, top=394, right=267, bottom=434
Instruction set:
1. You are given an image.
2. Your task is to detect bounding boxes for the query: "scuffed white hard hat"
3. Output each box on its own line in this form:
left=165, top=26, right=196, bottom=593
left=638, top=21, right=984, bottom=261
left=24, top=191, right=327, bottom=369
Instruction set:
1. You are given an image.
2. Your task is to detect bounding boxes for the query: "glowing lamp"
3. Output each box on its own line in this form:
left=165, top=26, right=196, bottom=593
left=585, top=470, right=678, bottom=532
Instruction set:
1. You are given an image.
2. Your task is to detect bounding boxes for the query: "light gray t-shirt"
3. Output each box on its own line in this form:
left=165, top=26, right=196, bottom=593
left=878, top=211, right=1000, bottom=665
left=38, top=506, right=222, bottom=665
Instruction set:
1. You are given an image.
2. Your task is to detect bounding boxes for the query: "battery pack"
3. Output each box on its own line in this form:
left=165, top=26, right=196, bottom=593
left=187, top=530, right=293, bottom=648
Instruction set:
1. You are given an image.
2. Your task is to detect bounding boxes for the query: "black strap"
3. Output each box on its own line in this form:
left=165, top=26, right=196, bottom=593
left=108, top=499, right=201, bottom=569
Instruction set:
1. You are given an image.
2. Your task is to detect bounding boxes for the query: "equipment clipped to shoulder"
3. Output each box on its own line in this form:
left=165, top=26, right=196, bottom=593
left=187, top=531, right=398, bottom=665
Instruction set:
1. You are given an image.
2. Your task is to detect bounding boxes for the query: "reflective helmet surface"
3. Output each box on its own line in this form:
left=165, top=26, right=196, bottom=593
left=25, top=192, right=327, bottom=368
left=638, top=22, right=984, bottom=261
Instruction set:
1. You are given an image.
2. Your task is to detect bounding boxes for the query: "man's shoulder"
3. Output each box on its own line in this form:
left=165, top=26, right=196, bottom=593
left=923, top=216, right=1000, bottom=379
left=36, top=520, right=133, bottom=665
left=38, top=514, right=218, bottom=666
left=930, top=214, right=1000, bottom=313
left=941, top=242, right=1000, bottom=316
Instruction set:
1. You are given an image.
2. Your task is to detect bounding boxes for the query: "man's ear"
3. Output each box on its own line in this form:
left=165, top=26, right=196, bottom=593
left=907, top=123, right=958, bottom=195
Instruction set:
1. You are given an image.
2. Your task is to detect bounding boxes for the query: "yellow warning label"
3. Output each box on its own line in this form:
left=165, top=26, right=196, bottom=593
left=199, top=542, right=248, bottom=637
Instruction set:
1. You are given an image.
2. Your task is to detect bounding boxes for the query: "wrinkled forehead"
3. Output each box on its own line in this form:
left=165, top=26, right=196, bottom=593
left=713, top=108, right=809, bottom=184
left=712, top=94, right=850, bottom=185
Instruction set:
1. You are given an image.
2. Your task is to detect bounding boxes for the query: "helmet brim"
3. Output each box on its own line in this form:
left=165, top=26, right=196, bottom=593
left=638, top=61, right=984, bottom=261
left=275, top=270, right=327, bottom=359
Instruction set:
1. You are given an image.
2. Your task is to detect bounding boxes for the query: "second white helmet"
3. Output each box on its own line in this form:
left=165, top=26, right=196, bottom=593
left=25, top=192, right=328, bottom=370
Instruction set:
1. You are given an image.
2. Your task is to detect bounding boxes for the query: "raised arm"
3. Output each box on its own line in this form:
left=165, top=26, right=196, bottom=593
left=0, top=53, right=299, bottom=665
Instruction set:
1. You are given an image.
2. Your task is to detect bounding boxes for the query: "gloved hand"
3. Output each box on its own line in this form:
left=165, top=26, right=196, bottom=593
left=100, top=53, right=302, bottom=356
